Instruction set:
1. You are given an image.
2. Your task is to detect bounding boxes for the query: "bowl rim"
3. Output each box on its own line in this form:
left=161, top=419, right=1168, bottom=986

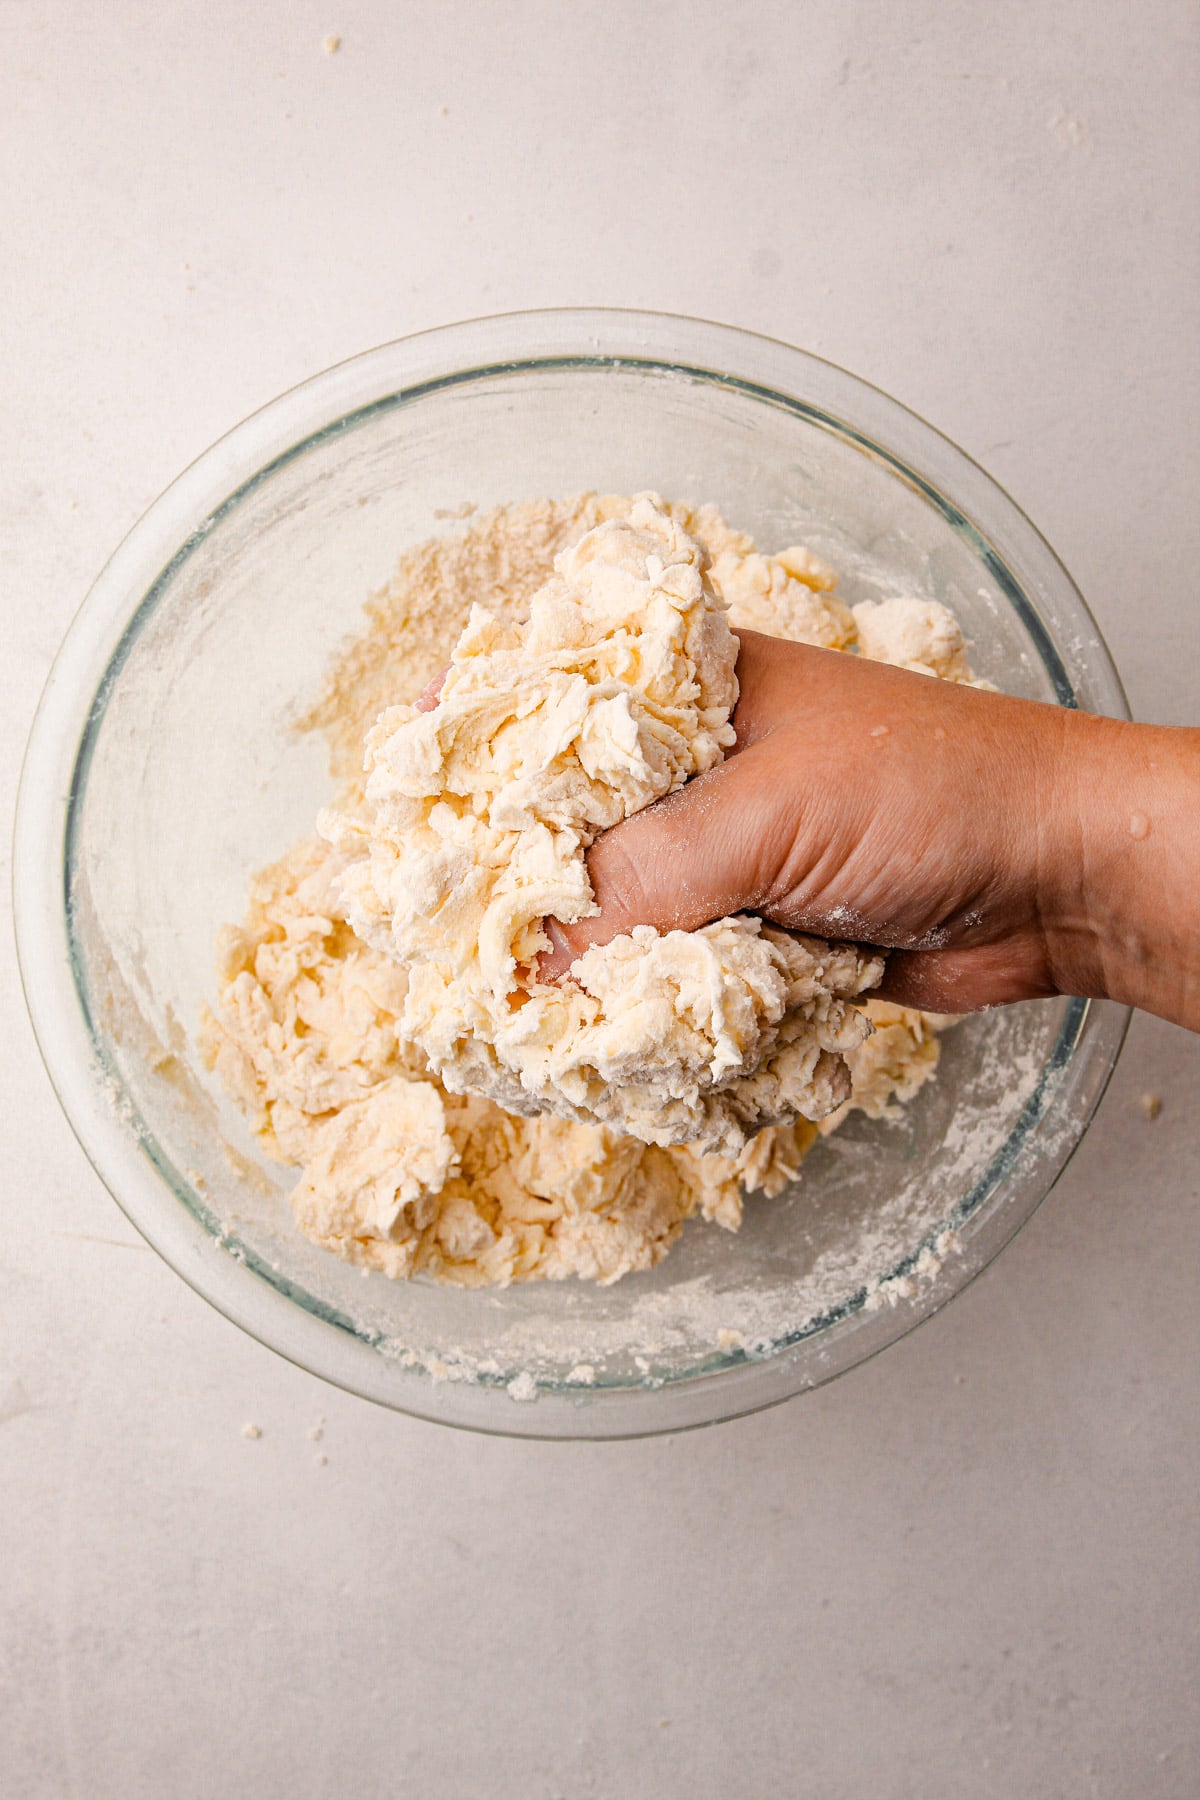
left=13, top=306, right=1132, bottom=1439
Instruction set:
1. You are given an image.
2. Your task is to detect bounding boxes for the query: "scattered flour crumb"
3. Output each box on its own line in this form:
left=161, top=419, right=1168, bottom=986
left=717, top=1328, right=746, bottom=1353
left=1140, top=1093, right=1163, bottom=1120
left=306, top=1419, right=325, bottom=1442
left=863, top=1270, right=919, bottom=1313
left=314, top=1452, right=328, bottom=1467
left=862, top=1224, right=963, bottom=1312
left=567, top=1363, right=596, bottom=1385
left=241, top=1422, right=262, bottom=1440
left=1048, top=105, right=1087, bottom=148
left=507, top=1370, right=538, bottom=1403
left=322, top=34, right=342, bottom=55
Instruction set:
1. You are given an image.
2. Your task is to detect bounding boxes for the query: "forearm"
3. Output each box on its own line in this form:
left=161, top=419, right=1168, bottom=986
left=1041, top=713, right=1200, bottom=1029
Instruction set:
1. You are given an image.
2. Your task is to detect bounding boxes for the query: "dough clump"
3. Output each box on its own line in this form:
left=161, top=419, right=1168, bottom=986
left=853, top=596, right=975, bottom=681
left=321, top=496, right=882, bottom=1155
left=203, top=494, right=967, bottom=1285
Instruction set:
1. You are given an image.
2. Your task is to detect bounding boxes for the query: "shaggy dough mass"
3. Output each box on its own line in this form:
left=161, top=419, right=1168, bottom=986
left=202, top=493, right=975, bottom=1285
left=322, top=497, right=882, bottom=1155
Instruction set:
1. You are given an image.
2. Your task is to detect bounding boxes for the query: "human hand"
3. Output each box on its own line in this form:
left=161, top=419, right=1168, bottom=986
left=538, top=630, right=1200, bottom=1029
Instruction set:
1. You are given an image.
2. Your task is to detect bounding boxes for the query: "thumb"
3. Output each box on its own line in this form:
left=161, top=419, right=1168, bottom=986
left=537, top=749, right=781, bottom=978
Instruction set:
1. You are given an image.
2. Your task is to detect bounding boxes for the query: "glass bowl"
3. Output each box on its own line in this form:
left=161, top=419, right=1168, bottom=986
left=14, top=310, right=1130, bottom=1438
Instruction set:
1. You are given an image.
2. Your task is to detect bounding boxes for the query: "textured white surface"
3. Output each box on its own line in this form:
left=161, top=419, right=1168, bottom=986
left=3, top=3, right=1198, bottom=1795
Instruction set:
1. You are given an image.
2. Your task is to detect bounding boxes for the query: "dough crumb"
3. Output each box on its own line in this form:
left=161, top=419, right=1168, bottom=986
left=306, top=1419, right=325, bottom=1442
left=1129, top=812, right=1151, bottom=840
left=1048, top=105, right=1087, bottom=148
left=567, top=1363, right=596, bottom=1385
left=322, top=34, right=342, bottom=55
left=853, top=597, right=974, bottom=681
left=241, top=1422, right=262, bottom=1440
left=1140, top=1092, right=1163, bottom=1120
left=506, top=1371, right=539, bottom=1403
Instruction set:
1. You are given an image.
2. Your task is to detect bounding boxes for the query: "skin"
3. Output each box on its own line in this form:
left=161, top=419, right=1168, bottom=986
left=521, top=632, right=1200, bottom=1031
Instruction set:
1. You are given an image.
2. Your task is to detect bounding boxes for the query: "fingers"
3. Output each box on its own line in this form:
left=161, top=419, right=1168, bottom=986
left=415, top=669, right=447, bottom=712
left=536, top=747, right=789, bottom=979
left=535, top=634, right=843, bottom=980
left=877, top=934, right=1057, bottom=1012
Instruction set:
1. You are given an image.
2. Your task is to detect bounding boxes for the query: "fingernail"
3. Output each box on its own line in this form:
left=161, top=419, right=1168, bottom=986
left=537, top=917, right=575, bottom=981
left=415, top=670, right=447, bottom=712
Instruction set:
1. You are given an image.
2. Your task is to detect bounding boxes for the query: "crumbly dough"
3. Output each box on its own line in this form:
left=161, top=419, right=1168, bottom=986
left=853, top=596, right=974, bottom=681
left=322, top=497, right=881, bottom=1155
left=203, top=494, right=968, bottom=1286
left=711, top=542, right=857, bottom=649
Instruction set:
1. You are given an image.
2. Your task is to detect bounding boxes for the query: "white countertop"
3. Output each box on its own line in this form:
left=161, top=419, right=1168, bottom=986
left=3, top=5, right=1197, bottom=1795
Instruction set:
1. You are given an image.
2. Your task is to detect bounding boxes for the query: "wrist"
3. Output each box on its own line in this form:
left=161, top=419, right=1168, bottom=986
left=1037, top=711, right=1200, bottom=1027
left=1033, top=709, right=1114, bottom=1000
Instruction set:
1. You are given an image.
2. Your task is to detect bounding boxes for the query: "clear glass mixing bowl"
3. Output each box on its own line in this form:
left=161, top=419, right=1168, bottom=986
left=15, top=310, right=1130, bottom=1438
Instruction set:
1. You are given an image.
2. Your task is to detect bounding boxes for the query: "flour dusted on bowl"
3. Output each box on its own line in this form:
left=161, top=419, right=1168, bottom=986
left=202, top=493, right=971, bottom=1286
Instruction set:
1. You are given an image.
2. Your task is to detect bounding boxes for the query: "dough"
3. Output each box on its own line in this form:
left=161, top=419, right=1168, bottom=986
left=853, top=596, right=974, bottom=681
left=322, top=497, right=882, bottom=1156
left=710, top=542, right=857, bottom=649
left=202, top=831, right=825, bottom=1284
left=202, top=494, right=961, bottom=1285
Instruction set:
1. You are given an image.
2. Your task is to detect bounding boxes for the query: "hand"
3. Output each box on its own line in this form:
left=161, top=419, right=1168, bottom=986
left=538, top=630, right=1200, bottom=1030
